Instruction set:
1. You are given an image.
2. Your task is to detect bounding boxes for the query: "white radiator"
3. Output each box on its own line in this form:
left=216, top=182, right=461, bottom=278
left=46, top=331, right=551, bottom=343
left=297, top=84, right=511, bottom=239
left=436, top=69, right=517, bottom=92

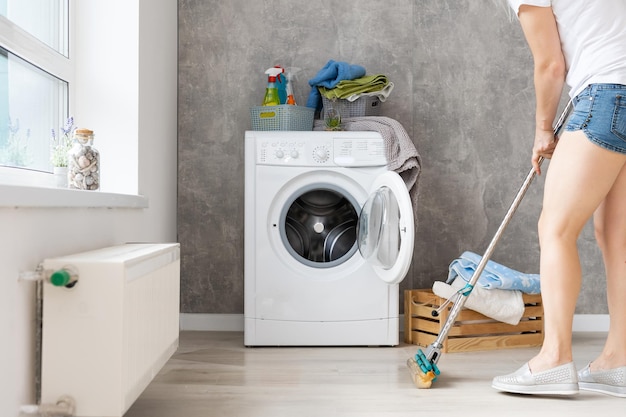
left=40, top=243, right=180, bottom=417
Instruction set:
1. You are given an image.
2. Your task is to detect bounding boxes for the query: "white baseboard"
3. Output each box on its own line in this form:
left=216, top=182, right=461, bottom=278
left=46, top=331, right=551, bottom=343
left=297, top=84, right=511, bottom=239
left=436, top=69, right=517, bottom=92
left=572, top=314, right=610, bottom=332
left=180, top=313, right=244, bottom=331
left=179, top=313, right=610, bottom=333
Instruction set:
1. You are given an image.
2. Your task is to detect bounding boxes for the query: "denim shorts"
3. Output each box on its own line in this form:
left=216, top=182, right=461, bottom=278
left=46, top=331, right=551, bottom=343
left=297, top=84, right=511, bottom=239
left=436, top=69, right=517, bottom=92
left=566, top=84, right=626, bottom=154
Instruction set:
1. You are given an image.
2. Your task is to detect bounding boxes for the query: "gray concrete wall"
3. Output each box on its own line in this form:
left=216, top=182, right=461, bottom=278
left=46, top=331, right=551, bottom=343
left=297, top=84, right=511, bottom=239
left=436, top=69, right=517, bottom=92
left=177, top=0, right=607, bottom=315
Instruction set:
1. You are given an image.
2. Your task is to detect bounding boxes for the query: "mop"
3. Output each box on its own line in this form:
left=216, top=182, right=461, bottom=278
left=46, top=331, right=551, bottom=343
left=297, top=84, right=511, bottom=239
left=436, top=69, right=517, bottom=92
left=408, top=101, right=574, bottom=389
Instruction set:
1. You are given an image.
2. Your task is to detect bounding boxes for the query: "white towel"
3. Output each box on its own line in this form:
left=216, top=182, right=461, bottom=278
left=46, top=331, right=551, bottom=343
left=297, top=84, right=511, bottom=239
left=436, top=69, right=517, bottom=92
left=432, top=278, right=525, bottom=325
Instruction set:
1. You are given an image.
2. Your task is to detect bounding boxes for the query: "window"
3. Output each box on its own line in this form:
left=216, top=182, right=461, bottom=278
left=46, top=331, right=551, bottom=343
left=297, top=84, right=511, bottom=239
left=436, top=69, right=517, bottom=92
left=0, top=0, right=154, bottom=203
left=0, top=0, right=68, bottom=56
left=0, top=0, right=70, bottom=174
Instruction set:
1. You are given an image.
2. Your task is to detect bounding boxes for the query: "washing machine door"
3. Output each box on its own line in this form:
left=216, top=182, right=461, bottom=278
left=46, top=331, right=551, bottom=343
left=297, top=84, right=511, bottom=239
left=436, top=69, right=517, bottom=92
left=357, top=170, right=414, bottom=285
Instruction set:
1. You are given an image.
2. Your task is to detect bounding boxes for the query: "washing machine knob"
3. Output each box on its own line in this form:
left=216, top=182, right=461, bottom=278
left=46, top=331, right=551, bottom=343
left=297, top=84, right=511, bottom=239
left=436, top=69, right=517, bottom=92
left=314, top=147, right=328, bottom=162
left=290, top=150, right=299, bottom=159
left=275, top=150, right=285, bottom=159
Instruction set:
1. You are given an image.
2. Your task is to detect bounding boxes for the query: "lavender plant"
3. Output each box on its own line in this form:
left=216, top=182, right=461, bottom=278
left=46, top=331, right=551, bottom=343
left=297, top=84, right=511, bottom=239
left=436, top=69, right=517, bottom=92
left=50, top=117, right=75, bottom=167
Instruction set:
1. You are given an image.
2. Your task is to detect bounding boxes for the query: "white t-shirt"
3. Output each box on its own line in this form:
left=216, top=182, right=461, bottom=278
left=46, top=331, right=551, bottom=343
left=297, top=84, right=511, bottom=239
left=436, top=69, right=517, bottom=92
left=508, top=0, right=626, bottom=97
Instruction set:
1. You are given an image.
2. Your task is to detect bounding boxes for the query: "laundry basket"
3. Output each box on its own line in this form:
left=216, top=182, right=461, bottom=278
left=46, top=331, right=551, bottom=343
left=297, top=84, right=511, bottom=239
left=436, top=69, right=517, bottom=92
left=250, top=105, right=315, bottom=131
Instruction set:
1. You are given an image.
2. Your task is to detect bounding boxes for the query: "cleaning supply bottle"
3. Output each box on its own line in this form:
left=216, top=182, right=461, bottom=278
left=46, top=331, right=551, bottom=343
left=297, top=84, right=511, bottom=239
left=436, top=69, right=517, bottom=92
left=284, top=67, right=302, bottom=105
left=262, top=67, right=283, bottom=106
left=285, top=70, right=296, bottom=105
left=274, top=65, right=287, bottom=104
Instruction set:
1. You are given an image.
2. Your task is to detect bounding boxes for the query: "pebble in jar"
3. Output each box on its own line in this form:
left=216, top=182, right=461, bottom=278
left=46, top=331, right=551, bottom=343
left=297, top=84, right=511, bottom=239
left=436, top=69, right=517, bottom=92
left=68, top=128, right=100, bottom=190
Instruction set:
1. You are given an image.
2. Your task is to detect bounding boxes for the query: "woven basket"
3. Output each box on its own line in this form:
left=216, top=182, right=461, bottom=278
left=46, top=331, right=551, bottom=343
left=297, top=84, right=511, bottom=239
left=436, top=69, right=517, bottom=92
left=250, top=105, right=314, bottom=131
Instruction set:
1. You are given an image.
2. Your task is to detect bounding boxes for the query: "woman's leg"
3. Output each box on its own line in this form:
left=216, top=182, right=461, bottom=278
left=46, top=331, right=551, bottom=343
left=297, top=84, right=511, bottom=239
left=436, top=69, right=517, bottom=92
left=592, top=161, right=626, bottom=370
left=530, top=130, right=626, bottom=374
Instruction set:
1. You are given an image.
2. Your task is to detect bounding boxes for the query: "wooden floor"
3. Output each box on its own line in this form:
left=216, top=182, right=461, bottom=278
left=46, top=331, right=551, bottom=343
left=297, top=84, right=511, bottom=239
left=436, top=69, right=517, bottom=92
left=125, top=331, right=623, bottom=417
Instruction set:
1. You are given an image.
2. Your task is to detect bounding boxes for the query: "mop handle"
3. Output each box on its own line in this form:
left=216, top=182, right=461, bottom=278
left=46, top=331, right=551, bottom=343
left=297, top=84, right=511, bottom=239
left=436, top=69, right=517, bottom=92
left=432, top=99, right=574, bottom=349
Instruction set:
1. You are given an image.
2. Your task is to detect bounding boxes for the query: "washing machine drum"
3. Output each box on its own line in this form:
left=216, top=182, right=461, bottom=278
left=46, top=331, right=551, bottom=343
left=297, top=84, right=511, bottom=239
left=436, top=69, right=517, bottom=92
left=284, top=188, right=359, bottom=266
left=280, top=171, right=415, bottom=283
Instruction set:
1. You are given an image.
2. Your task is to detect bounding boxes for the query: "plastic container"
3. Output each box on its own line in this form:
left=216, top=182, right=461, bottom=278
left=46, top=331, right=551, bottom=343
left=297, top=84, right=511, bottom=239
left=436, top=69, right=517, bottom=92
left=321, top=95, right=382, bottom=121
left=67, top=128, right=100, bottom=190
left=250, top=105, right=315, bottom=131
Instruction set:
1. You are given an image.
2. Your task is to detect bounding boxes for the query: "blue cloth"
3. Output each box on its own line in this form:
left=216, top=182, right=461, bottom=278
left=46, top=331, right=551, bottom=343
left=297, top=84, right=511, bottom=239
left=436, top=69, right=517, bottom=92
left=306, top=60, right=366, bottom=110
left=447, top=251, right=541, bottom=294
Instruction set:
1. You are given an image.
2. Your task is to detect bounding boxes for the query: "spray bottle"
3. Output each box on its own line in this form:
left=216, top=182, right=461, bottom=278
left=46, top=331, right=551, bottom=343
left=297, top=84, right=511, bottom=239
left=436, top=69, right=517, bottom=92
left=262, top=67, right=284, bottom=106
left=274, top=65, right=287, bottom=104
left=285, top=70, right=296, bottom=105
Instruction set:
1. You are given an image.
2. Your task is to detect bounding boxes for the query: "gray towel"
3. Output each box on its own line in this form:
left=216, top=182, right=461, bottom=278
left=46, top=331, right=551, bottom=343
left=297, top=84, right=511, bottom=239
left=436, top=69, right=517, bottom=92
left=313, top=116, right=421, bottom=224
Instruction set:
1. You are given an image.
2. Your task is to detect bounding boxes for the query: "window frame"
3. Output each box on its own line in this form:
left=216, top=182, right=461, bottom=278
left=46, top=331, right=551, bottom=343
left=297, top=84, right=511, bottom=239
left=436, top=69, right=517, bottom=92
left=0, top=1, right=146, bottom=207
left=0, top=12, right=73, bottom=82
left=0, top=2, right=73, bottom=181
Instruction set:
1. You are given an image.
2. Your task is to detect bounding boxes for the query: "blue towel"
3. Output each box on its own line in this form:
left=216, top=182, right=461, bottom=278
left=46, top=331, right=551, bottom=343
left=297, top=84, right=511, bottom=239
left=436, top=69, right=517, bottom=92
left=306, top=60, right=366, bottom=110
left=447, top=251, right=541, bottom=294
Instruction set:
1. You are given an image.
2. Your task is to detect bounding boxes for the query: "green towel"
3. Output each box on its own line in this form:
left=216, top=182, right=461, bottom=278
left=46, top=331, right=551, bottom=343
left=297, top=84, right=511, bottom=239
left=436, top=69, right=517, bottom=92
left=319, top=74, right=389, bottom=100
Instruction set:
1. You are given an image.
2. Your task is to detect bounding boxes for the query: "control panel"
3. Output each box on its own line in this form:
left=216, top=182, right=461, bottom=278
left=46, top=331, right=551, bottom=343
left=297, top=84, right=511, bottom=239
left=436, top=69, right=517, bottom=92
left=253, top=131, right=387, bottom=167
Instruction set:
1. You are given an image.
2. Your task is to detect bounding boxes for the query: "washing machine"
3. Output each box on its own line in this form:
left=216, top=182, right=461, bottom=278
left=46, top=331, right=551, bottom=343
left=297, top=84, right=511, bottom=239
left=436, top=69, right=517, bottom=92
left=244, top=130, right=414, bottom=346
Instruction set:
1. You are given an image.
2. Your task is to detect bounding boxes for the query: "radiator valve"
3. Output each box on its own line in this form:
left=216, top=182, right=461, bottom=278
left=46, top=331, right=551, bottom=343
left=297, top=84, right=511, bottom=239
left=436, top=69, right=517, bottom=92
left=19, top=264, right=79, bottom=288
left=48, top=266, right=79, bottom=288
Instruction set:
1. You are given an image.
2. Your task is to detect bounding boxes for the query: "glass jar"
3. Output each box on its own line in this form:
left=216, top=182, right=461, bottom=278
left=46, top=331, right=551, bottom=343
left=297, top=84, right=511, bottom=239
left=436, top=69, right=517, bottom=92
left=67, top=128, right=100, bottom=190
left=323, top=99, right=345, bottom=131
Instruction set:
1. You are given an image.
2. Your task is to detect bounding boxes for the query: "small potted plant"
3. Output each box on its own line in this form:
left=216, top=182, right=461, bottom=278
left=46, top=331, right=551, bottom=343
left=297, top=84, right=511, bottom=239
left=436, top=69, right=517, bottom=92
left=50, top=117, right=75, bottom=187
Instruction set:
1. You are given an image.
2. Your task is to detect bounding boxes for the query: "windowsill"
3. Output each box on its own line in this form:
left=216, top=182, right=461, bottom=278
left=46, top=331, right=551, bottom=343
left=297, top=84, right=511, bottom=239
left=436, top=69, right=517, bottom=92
left=0, top=184, right=148, bottom=208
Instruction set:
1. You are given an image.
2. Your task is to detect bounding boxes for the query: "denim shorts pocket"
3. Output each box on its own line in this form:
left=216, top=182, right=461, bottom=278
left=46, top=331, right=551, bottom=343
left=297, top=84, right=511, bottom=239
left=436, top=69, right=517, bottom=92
left=566, top=93, right=593, bottom=131
left=611, top=94, right=626, bottom=142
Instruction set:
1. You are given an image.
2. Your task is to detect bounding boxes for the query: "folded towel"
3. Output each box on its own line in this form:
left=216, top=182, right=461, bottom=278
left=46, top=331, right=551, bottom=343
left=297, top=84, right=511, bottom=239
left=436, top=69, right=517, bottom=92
left=306, top=60, right=366, bottom=110
left=319, top=74, right=393, bottom=102
left=346, top=82, right=394, bottom=102
left=432, top=279, right=525, bottom=325
left=313, top=116, right=421, bottom=225
left=447, top=251, right=541, bottom=294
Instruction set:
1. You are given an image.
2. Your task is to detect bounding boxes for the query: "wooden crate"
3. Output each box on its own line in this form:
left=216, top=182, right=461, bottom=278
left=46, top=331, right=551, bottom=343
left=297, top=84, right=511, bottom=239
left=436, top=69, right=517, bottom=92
left=404, top=289, right=544, bottom=353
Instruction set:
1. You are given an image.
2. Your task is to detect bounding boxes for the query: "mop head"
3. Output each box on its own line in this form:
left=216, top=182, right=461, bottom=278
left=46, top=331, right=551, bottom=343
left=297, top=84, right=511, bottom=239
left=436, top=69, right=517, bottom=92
left=406, top=349, right=440, bottom=389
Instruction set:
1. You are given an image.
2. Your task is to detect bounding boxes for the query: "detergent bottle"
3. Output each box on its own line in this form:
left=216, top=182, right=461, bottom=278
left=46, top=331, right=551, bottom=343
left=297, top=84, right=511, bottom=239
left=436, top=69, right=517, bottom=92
left=262, top=67, right=283, bottom=106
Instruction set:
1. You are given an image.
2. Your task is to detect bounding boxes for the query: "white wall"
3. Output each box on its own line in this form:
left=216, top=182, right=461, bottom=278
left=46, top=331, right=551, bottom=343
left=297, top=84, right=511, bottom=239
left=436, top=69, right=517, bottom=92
left=0, top=1, right=178, bottom=415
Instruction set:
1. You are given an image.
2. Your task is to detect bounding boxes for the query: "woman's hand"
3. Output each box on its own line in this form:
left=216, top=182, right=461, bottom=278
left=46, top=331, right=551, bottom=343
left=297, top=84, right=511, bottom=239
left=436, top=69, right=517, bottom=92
left=532, top=128, right=558, bottom=175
